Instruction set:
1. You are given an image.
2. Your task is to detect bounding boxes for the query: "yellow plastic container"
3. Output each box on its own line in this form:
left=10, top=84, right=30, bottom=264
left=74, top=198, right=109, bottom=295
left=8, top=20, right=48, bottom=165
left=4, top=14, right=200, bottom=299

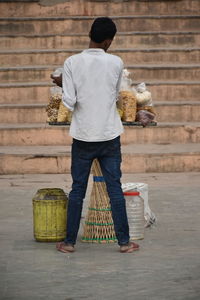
left=32, top=188, right=68, bottom=242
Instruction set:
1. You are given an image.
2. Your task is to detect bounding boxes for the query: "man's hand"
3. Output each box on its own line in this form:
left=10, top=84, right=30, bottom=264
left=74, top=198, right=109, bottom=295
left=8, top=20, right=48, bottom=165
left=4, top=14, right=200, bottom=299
left=51, top=74, right=62, bottom=87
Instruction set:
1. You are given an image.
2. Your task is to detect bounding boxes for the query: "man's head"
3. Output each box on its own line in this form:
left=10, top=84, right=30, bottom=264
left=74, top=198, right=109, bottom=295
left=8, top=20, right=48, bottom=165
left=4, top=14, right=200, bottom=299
left=89, top=17, right=117, bottom=51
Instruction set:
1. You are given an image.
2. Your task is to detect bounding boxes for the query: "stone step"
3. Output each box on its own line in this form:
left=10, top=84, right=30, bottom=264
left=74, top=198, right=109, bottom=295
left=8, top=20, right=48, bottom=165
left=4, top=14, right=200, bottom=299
left=1, top=16, right=199, bottom=35
left=1, top=48, right=200, bottom=66
left=155, top=102, right=200, bottom=122
left=1, top=64, right=199, bottom=83
left=1, top=32, right=199, bottom=50
left=0, top=123, right=199, bottom=146
left=1, top=81, right=199, bottom=104
left=0, top=102, right=199, bottom=123
left=0, top=104, right=46, bottom=123
left=0, top=65, right=53, bottom=83
left=0, top=143, right=199, bottom=174
left=0, top=82, right=51, bottom=104
left=1, top=0, right=199, bottom=17
left=126, top=64, right=200, bottom=82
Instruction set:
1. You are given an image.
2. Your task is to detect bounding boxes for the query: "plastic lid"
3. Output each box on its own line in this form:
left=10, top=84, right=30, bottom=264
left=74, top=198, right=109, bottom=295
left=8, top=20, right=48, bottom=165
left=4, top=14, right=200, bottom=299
left=123, top=191, right=140, bottom=196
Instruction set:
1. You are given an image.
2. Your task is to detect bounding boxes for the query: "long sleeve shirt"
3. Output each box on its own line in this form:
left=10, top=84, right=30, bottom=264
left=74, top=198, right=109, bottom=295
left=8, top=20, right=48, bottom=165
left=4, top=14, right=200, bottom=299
left=62, top=48, right=124, bottom=142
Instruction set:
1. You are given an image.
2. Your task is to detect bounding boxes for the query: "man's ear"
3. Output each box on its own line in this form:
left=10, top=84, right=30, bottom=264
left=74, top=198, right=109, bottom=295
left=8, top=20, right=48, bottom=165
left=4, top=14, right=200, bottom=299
left=104, top=39, right=113, bottom=50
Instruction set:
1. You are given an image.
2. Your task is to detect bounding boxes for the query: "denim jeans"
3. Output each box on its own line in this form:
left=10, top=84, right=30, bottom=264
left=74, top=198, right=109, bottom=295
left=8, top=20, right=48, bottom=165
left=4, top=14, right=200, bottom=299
left=64, top=136, right=130, bottom=246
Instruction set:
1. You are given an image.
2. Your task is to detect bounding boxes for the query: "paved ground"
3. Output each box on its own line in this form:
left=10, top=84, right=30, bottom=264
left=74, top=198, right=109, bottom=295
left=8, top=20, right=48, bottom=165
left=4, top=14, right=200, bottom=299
left=0, top=172, right=200, bottom=300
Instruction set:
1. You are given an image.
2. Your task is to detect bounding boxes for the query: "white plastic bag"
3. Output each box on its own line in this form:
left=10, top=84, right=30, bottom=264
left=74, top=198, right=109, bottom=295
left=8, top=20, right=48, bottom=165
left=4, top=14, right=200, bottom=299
left=120, top=69, right=134, bottom=92
left=50, top=86, right=62, bottom=98
left=52, top=67, right=63, bottom=78
left=136, top=82, right=146, bottom=93
left=135, top=82, right=153, bottom=106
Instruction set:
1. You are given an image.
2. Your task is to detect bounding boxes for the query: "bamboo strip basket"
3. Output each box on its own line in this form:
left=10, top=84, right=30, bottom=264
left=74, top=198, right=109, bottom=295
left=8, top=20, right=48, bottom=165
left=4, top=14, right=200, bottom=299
left=82, top=159, right=117, bottom=243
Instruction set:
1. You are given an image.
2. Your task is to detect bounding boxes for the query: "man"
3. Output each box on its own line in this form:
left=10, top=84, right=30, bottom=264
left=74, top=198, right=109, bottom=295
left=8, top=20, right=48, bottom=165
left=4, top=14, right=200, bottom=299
left=55, top=17, right=139, bottom=253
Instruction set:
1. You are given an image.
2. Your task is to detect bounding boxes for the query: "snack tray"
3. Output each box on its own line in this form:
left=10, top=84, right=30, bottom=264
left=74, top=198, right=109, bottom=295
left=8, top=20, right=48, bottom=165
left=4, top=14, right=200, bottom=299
left=48, top=121, right=157, bottom=127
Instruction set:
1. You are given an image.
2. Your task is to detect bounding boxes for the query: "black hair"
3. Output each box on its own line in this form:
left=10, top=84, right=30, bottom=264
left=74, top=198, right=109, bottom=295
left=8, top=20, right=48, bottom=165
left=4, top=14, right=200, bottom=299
left=90, top=17, right=117, bottom=43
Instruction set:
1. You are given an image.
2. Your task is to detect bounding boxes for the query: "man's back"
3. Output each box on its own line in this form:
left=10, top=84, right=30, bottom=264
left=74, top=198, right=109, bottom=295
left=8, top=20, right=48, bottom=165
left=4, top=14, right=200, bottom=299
left=57, top=17, right=139, bottom=254
left=62, top=48, right=124, bottom=142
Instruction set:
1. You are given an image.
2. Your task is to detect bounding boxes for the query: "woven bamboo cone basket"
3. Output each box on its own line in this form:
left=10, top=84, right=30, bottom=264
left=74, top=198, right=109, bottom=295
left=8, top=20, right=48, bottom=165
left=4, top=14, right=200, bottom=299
left=82, top=159, right=117, bottom=243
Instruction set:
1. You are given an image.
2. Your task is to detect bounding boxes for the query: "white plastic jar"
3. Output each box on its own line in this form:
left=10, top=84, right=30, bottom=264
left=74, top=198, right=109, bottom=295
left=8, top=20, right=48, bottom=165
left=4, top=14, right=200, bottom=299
left=124, top=191, right=144, bottom=240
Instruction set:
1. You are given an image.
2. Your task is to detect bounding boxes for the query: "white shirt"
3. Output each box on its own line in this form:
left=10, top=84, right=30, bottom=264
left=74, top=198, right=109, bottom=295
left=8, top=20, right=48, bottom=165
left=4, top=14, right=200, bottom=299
left=62, top=48, right=124, bottom=142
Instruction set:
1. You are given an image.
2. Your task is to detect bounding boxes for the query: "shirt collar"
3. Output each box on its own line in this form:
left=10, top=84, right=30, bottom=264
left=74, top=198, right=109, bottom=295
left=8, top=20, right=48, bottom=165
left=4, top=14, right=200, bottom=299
left=83, top=48, right=105, bottom=54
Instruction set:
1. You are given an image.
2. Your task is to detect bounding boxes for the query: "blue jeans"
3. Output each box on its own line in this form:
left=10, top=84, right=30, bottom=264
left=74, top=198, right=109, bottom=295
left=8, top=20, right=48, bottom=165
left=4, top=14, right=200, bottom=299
left=64, top=136, right=130, bottom=246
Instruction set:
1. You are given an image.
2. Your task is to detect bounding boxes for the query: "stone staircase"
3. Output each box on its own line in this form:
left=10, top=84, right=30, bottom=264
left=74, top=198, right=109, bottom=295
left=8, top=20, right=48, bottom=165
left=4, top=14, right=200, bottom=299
left=0, top=0, right=200, bottom=174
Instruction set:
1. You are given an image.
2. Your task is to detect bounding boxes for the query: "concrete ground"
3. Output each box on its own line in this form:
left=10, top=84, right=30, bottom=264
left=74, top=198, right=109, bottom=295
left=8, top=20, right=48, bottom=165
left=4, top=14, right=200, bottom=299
left=0, top=172, right=200, bottom=300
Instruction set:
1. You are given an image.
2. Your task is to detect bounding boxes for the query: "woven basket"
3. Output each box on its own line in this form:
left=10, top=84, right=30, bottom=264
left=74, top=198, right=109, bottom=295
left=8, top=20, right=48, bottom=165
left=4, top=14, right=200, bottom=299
left=82, top=159, right=117, bottom=243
